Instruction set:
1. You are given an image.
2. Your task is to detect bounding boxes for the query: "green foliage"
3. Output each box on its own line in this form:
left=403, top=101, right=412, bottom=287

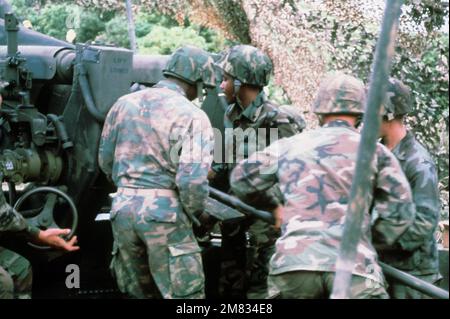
left=11, top=0, right=39, bottom=25
left=103, top=15, right=130, bottom=48
left=305, top=10, right=377, bottom=81
left=265, top=78, right=291, bottom=106
left=392, top=34, right=449, bottom=195
left=404, top=0, right=449, bottom=32
left=134, top=11, right=225, bottom=54
left=134, top=11, right=178, bottom=37
left=12, top=1, right=106, bottom=43
left=137, top=25, right=208, bottom=54
left=307, top=1, right=449, bottom=217
left=11, top=1, right=226, bottom=53
left=33, top=4, right=72, bottom=40
left=75, top=9, right=106, bottom=43
left=194, top=25, right=226, bottom=52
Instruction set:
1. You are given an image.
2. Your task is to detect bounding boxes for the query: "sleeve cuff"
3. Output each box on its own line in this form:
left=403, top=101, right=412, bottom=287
left=27, top=225, right=40, bottom=239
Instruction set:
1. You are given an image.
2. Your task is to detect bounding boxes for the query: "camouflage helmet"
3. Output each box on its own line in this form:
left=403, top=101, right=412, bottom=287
left=313, top=72, right=366, bottom=115
left=215, top=45, right=272, bottom=87
left=163, top=45, right=216, bottom=88
left=381, top=78, right=412, bottom=119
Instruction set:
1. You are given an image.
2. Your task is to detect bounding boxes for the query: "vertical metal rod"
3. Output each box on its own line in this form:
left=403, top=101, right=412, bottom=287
left=5, top=13, right=19, bottom=57
left=125, top=0, right=137, bottom=52
left=331, top=0, right=404, bottom=299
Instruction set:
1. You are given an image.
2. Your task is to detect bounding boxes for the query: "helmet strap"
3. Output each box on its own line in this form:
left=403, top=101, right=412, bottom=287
left=233, top=79, right=242, bottom=105
left=318, top=115, right=325, bottom=126
left=197, top=82, right=204, bottom=103
left=355, top=114, right=363, bottom=128
left=387, top=113, right=395, bottom=121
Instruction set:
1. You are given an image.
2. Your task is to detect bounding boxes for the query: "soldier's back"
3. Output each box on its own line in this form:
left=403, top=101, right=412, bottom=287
left=107, top=82, right=210, bottom=189
left=269, top=120, right=390, bottom=284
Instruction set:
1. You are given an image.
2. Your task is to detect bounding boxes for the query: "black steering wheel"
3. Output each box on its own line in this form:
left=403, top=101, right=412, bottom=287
left=13, top=186, right=78, bottom=249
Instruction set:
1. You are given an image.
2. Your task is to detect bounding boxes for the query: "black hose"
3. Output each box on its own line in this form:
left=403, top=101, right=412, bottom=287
left=77, top=63, right=105, bottom=123
left=214, top=86, right=229, bottom=112
left=47, top=114, right=73, bottom=150
left=7, top=181, right=16, bottom=205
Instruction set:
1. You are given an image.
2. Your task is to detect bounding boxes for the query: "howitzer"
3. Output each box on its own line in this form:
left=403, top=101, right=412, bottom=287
left=0, top=9, right=232, bottom=298
left=0, top=11, right=183, bottom=297
left=1, top=6, right=447, bottom=299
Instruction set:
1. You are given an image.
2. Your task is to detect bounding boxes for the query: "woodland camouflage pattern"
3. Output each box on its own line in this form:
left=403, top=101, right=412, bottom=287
left=381, top=78, right=412, bottom=118
left=0, top=191, right=39, bottom=237
left=267, top=270, right=389, bottom=299
left=98, top=77, right=214, bottom=298
left=380, top=77, right=440, bottom=280
left=163, top=46, right=217, bottom=88
left=213, top=93, right=303, bottom=297
left=212, top=44, right=304, bottom=298
left=312, top=72, right=366, bottom=115
left=230, top=119, right=416, bottom=289
left=221, top=92, right=305, bottom=176
left=0, top=247, right=32, bottom=299
left=215, top=44, right=273, bottom=87
left=109, top=188, right=205, bottom=299
left=0, top=190, right=36, bottom=299
left=381, top=131, right=441, bottom=295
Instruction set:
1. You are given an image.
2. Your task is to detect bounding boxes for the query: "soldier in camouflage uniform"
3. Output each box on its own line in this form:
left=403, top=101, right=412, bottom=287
left=0, top=190, right=37, bottom=299
left=210, top=45, right=305, bottom=298
left=378, top=78, right=441, bottom=299
left=230, top=72, right=417, bottom=299
left=0, top=210, right=77, bottom=299
left=98, top=46, right=216, bottom=299
left=0, top=95, right=31, bottom=299
left=0, top=247, right=32, bottom=299
left=0, top=94, right=78, bottom=299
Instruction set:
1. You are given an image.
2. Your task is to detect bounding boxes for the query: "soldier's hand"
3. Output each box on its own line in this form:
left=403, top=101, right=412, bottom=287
left=193, top=212, right=217, bottom=238
left=272, top=205, right=284, bottom=230
left=198, top=212, right=217, bottom=232
left=207, top=169, right=217, bottom=181
left=35, top=229, right=80, bottom=251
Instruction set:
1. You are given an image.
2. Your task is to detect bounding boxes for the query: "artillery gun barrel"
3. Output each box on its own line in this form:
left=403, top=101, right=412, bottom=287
left=131, top=54, right=169, bottom=85
left=208, top=186, right=275, bottom=224
left=380, top=262, right=449, bottom=299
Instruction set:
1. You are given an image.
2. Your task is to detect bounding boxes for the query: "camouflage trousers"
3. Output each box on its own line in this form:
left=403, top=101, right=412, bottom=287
left=268, top=271, right=389, bottom=299
left=0, top=247, right=32, bottom=299
left=387, top=272, right=442, bottom=299
left=110, top=188, right=205, bottom=299
left=219, top=218, right=278, bottom=299
left=246, top=219, right=278, bottom=299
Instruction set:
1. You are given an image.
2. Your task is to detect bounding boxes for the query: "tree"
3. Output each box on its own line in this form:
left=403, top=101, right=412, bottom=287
left=137, top=25, right=208, bottom=54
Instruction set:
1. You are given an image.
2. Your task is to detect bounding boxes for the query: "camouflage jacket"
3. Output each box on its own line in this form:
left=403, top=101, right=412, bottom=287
left=230, top=120, right=415, bottom=284
left=0, top=191, right=39, bottom=238
left=224, top=93, right=304, bottom=165
left=98, top=79, right=215, bottom=217
left=380, top=131, right=440, bottom=275
left=212, top=92, right=304, bottom=205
